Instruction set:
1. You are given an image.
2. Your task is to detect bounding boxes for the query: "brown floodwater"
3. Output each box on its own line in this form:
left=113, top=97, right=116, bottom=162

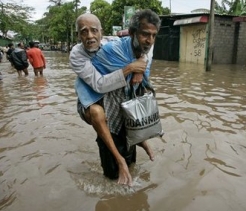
left=0, top=51, right=246, bottom=211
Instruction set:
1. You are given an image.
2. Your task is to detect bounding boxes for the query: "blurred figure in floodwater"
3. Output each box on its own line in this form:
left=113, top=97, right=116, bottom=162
left=27, top=41, right=46, bottom=76
left=0, top=48, right=3, bottom=80
left=6, top=43, right=15, bottom=66
left=0, top=49, right=3, bottom=63
left=10, top=42, right=29, bottom=77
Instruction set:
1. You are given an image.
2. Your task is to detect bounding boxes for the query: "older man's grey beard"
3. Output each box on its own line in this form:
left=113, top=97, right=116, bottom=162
left=132, top=34, right=150, bottom=54
left=85, top=39, right=100, bottom=53
left=86, top=47, right=99, bottom=53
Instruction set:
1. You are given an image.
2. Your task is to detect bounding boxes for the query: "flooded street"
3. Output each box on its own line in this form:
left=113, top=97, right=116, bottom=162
left=0, top=51, right=246, bottom=211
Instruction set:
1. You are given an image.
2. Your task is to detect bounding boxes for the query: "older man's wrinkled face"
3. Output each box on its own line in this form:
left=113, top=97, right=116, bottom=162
left=132, top=19, right=158, bottom=54
left=78, top=17, right=102, bottom=52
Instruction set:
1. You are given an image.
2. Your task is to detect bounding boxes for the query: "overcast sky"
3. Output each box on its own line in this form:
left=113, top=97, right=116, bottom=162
left=10, top=0, right=223, bottom=20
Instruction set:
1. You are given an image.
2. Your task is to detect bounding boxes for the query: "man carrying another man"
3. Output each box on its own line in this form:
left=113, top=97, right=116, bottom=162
left=70, top=9, right=161, bottom=186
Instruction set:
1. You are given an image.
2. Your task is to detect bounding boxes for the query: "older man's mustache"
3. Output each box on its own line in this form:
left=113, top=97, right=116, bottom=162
left=86, top=40, right=97, bottom=45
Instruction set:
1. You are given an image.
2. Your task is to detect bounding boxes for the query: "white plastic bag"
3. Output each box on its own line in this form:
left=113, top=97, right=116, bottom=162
left=121, top=89, right=164, bottom=148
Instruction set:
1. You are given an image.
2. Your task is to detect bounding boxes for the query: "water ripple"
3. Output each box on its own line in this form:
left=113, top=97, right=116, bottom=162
left=1, top=54, right=246, bottom=210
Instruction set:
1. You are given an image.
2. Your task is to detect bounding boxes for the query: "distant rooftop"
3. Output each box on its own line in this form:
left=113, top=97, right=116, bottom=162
left=191, top=8, right=210, bottom=13
left=0, top=31, right=16, bottom=40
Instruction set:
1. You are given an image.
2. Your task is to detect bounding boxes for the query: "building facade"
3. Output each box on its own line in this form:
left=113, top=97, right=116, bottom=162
left=154, top=14, right=246, bottom=65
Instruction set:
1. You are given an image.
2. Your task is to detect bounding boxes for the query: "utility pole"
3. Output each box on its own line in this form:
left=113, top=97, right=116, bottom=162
left=71, top=0, right=79, bottom=48
left=205, top=0, right=215, bottom=71
left=75, top=0, right=79, bottom=44
left=75, top=0, right=78, bottom=17
left=169, top=0, right=172, bottom=14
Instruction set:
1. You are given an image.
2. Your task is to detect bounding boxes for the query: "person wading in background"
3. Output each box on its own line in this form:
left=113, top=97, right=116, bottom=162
left=27, top=41, right=46, bottom=76
left=10, top=42, right=29, bottom=77
left=6, top=43, right=15, bottom=66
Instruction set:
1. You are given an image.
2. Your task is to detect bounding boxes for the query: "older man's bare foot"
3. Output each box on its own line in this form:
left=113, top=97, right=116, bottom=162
left=138, top=141, right=154, bottom=161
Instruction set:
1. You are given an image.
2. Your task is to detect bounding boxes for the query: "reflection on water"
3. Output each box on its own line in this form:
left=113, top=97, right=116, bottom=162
left=95, top=183, right=157, bottom=211
left=0, top=52, right=246, bottom=211
left=32, top=77, right=48, bottom=107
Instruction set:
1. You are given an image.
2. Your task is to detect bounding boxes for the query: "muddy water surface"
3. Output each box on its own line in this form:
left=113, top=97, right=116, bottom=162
left=0, top=52, right=246, bottom=211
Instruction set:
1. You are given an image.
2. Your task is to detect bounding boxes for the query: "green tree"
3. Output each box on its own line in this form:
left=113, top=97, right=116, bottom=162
left=215, top=0, right=228, bottom=14
left=73, top=0, right=81, bottom=17
left=90, top=0, right=112, bottom=35
left=13, top=22, right=38, bottom=44
left=49, top=0, right=63, bottom=6
left=42, top=1, right=86, bottom=49
left=0, top=1, right=34, bottom=38
left=215, top=0, right=246, bottom=15
left=108, top=0, right=169, bottom=33
left=46, top=3, right=74, bottom=48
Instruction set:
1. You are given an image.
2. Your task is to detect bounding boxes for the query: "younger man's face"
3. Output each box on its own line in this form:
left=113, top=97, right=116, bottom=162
left=131, top=18, right=158, bottom=55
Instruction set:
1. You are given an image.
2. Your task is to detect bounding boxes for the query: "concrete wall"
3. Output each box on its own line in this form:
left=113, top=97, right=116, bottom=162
left=213, top=17, right=235, bottom=64
left=180, top=24, right=207, bottom=64
left=237, top=22, right=246, bottom=64
left=179, top=16, right=236, bottom=65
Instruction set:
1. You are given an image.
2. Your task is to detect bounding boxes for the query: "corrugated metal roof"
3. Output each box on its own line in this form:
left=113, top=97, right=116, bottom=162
left=233, top=16, right=246, bottom=22
left=173, top=15, right=208, bottom=26
left=116, top=29, right=129, bottom=37
left=159, top=13, right=238, bottom=18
